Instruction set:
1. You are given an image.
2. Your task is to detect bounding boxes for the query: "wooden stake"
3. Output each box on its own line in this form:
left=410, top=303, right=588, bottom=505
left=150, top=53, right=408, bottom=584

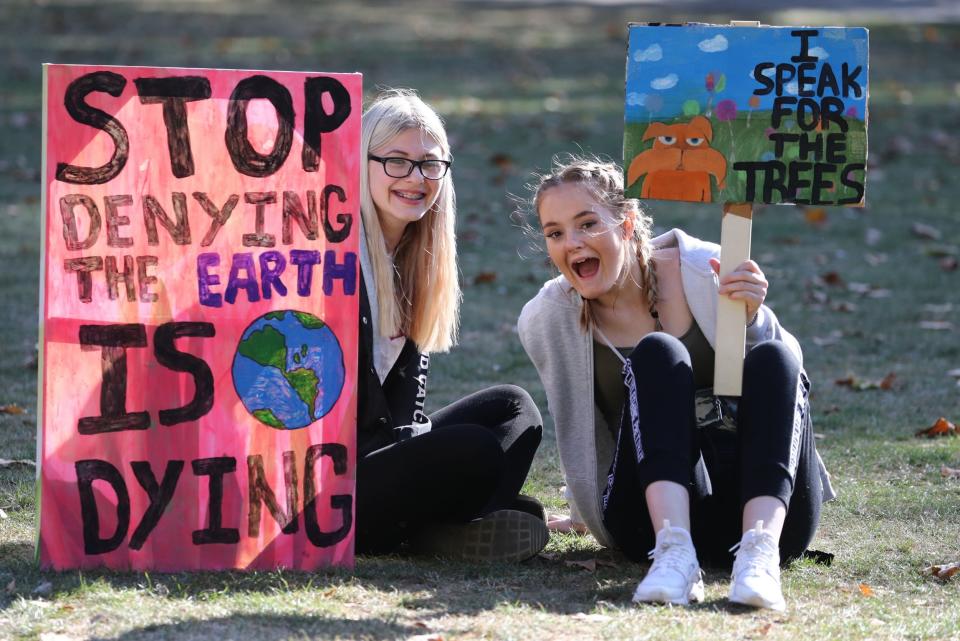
left=713, top=202, right=753, bottom=396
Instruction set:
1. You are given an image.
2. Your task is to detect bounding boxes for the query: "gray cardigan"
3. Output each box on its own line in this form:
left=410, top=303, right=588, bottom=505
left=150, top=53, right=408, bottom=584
left=518, top=228, right=836, bottom=547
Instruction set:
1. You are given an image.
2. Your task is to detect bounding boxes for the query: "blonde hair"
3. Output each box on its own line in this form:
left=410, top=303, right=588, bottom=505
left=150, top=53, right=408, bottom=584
left=530, top=155, right=658, bottom=331
left=360, top=89, right=460, bottom=353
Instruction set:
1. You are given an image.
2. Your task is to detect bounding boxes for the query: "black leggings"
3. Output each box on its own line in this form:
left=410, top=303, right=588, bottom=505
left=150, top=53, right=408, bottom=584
left=602, top=333, right=822, bottom=566
left=355, top=384, right=543, bottom=554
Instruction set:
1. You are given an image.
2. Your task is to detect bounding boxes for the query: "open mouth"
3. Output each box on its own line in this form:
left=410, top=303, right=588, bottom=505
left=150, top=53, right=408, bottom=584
left=572, top=257, right=600, bottom=279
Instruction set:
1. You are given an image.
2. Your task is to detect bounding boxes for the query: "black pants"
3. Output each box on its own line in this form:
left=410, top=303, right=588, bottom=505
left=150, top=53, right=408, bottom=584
left=355, top=384, right=543, bottom=554
left=602, top=333, right=822, bottom=566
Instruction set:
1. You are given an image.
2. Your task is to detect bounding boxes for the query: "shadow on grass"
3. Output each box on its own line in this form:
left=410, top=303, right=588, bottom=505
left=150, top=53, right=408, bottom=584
left=0, top=546, right=649, bottom=616
left=4, top=537, right=828, bottom=616
left=88, top=613, right=420, bottom=641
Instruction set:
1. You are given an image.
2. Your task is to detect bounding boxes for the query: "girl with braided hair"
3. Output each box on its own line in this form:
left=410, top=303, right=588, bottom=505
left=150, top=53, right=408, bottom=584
left=517, top=155, right=834, bottom=610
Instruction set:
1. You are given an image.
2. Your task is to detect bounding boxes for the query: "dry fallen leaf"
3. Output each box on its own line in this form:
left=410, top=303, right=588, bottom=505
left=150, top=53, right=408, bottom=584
left=820, top=271, right=845, bottom=287
left=915, top=417, right=958, bottom=438
left=0, top=404, right=25, bottom=415
left=489, top=152, right=514, bottom=169
left=755, top=622, right=774, bottom=636
left=919, top=320, right=953, bottom=331
left=830, top=301, right=858, bottom=313
left=846, top=282, right=892, bottom=299
left=911, top=222, right=942, bottom=240
left=805, top=208, right=828, bottom=226
left=923, top=562, right=960, bottom=580
left=835, top=373, right=896, bottom=391
left=858, top=582, right=875, bottom=597
left=940, top=465, right=960, bottom=479
left=473, top=271, right=498, bottom=285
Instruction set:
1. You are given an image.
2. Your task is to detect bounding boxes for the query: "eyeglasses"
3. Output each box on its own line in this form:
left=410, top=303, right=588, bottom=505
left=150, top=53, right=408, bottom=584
left=368, top=154, right=452, bottom=180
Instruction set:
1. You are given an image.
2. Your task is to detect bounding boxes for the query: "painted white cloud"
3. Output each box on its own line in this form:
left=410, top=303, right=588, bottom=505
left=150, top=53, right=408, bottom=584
left=627, top=92, right=647, bottom=106
left=698, top=35, right=728, bottom=53
left=785, top=81, right=799, bottom=95
left=633, top=43, right=663, bottom=62
left=650, top=74, right=678, bottom=90
left=809, top=46, right=829, bottom=59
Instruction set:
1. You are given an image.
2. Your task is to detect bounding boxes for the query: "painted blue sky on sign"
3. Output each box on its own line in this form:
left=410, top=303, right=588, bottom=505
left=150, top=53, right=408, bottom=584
left=626, top=25, right=869, bottom=124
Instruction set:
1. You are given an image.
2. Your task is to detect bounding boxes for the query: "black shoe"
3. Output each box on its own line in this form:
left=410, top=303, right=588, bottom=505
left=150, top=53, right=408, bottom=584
left=509, top=494, right=547, bottom=522
left=409, top=509, right=549, bottom=562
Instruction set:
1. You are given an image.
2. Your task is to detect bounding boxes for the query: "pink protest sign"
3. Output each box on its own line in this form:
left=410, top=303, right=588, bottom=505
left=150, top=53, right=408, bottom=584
left=38, top=64, right=361, bottom=570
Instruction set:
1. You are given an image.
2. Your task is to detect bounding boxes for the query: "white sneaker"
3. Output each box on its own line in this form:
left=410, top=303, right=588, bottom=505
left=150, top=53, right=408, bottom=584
left=632, top=520, right=704, bottom=605
left=729, top=520, right=786, bottom=612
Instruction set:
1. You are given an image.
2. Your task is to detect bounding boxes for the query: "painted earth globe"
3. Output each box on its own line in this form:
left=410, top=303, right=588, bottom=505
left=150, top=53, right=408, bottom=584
left=232, top=310, right=344, bottom=429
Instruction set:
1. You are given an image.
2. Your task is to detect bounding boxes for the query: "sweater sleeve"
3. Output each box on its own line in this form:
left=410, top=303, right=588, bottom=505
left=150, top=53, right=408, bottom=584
left=745, top=304, right=803, bottom=367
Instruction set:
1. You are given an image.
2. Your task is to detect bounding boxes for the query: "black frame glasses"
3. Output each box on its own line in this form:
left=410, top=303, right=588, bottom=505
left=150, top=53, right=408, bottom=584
left=368, top=154, right=452, bottom=180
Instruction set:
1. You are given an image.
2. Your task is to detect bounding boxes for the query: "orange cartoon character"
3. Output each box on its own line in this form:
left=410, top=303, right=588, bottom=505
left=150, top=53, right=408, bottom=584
left=626, top=115, right=728, bottom=203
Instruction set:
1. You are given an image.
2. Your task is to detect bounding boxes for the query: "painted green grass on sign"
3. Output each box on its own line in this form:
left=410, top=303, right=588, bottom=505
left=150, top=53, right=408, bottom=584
left=624, top=113, right=867, bottom=204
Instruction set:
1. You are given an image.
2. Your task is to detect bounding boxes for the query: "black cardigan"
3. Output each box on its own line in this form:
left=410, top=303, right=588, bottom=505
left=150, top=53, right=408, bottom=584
left=357, top=276, right=431, bottom=458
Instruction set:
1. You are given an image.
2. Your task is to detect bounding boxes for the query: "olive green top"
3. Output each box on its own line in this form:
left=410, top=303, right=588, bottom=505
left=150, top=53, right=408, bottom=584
left=593, top=321, right=715, bottom=437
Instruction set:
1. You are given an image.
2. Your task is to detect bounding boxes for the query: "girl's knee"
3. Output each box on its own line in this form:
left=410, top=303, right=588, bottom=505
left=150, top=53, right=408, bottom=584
left=744, top=340, right=799, bottom=378
left=628, top=333, right=693, bottom=392
left=487, top=384, right=542, bottom=424
left=497, top=383, right=536, bottom=409
left=631, top=332, right=691, bottom=367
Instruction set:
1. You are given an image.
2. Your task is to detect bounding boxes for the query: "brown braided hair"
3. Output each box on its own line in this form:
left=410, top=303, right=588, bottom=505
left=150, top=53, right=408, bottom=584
left=527, top=155, right=659, bottom=332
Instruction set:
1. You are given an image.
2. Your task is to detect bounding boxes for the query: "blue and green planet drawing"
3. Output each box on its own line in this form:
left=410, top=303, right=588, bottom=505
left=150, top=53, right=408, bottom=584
left=232, top=310, right=344, bottom=430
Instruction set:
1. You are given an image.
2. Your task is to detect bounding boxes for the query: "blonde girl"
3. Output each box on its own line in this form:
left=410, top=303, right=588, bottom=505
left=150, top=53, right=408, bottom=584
left=355, top=90, right=547, bottom=561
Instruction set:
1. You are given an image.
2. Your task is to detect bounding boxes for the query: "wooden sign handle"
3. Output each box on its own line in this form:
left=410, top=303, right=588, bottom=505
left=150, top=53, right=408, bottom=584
left=713, top=202, right=753, bottom=396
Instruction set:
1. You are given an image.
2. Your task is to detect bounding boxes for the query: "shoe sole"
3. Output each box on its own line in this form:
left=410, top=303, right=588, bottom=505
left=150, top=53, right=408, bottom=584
left=729, top=589, right=786, bottom=612
left=411, top=509, right=549, bottom=563
left=633, top=579, right=705, bottom=605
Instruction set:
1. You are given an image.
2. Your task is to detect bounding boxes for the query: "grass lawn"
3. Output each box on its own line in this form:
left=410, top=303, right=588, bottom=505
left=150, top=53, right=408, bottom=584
left=1, top=1, right=959, bottom=639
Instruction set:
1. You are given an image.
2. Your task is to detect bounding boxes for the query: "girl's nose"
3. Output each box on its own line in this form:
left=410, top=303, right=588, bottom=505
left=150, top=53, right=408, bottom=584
left=565, top=230, right=584, bottom=250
